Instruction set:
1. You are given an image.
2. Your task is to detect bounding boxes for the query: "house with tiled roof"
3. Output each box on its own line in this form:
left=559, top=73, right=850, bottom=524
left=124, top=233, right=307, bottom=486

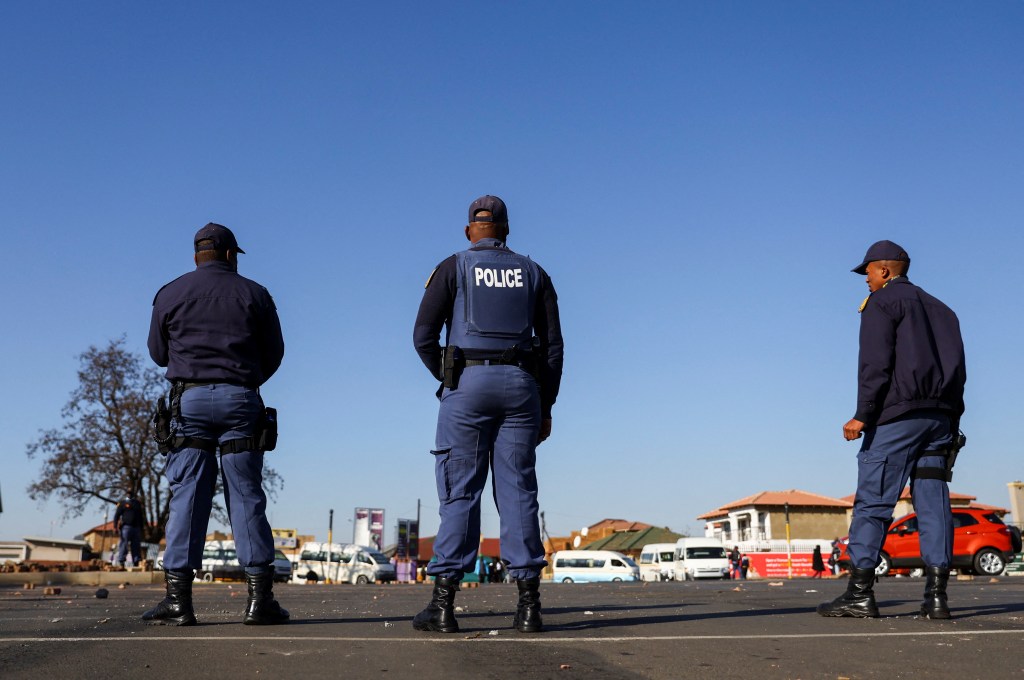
left=699, top=490, right=852, bottom=543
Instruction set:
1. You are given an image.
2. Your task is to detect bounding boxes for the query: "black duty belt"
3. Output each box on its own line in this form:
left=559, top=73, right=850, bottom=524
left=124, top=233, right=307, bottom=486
left=464, top=358, right=528, bottom=367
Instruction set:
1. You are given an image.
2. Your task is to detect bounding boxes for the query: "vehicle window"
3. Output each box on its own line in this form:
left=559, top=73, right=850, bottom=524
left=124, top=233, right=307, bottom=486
left=952, top=513, right=979, bottom=528
left=557, top=557, right=606, bottom=569
left=639, top=553, right=654, bottom=564
left=300, top=550, right=318, bottom=561
left=367, top=552, right=390, bottom=564
left=686, top=547, right=726, bottom=559
left=611, top=559, right=624, bottom=567
left=274, top=550, right=287, bottom=560
left=659, top=551, right=674, bottom=562
left=202, top=548, right=220, bottom=559
left=357, top=553, right=373, bottom=564
left=223, top=549, right=237, bottom=561
left=890, top=517, right=918, bottom=533
left=984, top=513, right=1005, bottom=525
left=624, top=557, right=638, bottom=568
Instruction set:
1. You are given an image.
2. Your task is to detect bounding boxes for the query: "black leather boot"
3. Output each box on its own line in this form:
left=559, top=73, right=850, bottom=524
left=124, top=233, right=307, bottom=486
left=413, top=576, right=460, bottom=633
left=513, top=577, right=543, bottom=633
left=243, top=570, right=290, bottom=625
left=920, top=566, right=951, bottom=619
left=817, top=567, right=879, bottom=618
left=142, top=569, right=197, bottom=626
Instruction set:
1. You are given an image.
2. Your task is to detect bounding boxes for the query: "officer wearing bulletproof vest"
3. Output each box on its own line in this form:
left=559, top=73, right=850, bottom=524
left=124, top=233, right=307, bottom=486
left=113, top=491, right=145, bottom=567
left=144, top=223, right=288, bottom=626
left=412, top=195, right=564, bottom=634
left=818, top=240, right=966, bottom=620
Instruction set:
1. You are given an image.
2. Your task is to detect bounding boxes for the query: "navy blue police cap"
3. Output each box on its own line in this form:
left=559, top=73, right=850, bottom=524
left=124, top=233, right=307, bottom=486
left=851, top=240, right=909, bottom=274
left=468, top=195, right=509, bottom=224
left=194, top=223, right=245, bottom=254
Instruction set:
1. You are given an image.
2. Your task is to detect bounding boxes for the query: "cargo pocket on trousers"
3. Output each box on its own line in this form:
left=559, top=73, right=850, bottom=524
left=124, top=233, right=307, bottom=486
left=857, top=449, right=890, bottom=501
left=431, top=449, right=473, bottom=502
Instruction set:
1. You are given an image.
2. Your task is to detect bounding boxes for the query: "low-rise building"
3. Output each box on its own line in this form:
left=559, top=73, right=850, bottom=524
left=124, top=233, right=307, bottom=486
left=699, top=490, right=852, bottom=543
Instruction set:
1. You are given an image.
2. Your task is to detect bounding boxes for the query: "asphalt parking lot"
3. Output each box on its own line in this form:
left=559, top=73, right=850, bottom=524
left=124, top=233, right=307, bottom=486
left=2, top=577, right=1023, bottom=679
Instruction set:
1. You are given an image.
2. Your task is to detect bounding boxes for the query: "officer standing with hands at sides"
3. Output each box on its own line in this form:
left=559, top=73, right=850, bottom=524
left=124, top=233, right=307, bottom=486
left=412, top=196, right=564, bottom=634
left=818, top=240, right=965, bottom=620
left=144, top=223, right=288, bottom=626
left=113, top=491, right=145, bottom=567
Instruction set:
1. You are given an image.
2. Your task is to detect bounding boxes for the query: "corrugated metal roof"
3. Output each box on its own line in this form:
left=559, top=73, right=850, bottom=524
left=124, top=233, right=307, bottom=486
left=580, top=526, right=684, bottom=552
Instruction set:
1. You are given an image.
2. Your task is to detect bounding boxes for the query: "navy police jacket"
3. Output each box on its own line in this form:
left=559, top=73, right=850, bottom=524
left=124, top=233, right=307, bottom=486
left=148, top=261, right=284, bottom=387
left=414, top=238, right=564, bottom=418
left=855, top=277, right=965, bottom=426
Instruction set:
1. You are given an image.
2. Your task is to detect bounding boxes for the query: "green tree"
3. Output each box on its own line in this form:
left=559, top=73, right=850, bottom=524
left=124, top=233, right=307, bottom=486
left=27, top=338, right=282, bottom=543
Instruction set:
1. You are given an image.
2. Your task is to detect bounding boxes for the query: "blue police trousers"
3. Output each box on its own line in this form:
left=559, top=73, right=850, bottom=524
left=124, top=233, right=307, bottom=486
left=162, top=383, right=275, bottom=573
left=847, top=410, right=954, bottom=570
left=428, top=365, right=547, bottom=581
left=116, top=525, right=142, bottom=565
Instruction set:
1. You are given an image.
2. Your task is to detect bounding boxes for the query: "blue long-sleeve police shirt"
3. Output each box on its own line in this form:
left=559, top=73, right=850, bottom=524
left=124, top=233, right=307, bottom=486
left=855, top=277, right=965, bottom=426
left=414, top=242, right=564, bottom=418
left=149, top=261, right=284, bottom=387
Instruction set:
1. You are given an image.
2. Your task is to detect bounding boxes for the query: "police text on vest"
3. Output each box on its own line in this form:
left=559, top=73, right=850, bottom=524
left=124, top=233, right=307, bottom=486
left=474, top=267, right=524, bottom=288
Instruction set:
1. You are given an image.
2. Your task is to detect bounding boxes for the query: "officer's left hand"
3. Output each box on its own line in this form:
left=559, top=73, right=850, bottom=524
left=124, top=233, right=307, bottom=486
left=843, top=418, right=865, bottom=441
left=538, top=418, right=552, bottom=444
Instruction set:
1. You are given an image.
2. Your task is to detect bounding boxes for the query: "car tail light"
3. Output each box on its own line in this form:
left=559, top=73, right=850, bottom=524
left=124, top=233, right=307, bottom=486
left=998, top=527, right=1010, bottom=536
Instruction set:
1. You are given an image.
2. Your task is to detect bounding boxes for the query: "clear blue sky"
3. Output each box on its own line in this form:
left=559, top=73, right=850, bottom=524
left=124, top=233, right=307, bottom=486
left=2, top=2, right=1022, bottom=547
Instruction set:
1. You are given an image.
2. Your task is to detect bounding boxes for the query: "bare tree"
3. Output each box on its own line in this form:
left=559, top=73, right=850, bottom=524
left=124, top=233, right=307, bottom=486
left=27, top=338, right=282, bottom=543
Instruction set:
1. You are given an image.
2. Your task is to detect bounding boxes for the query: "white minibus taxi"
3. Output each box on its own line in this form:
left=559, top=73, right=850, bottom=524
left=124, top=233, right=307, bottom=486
left=551, top=550, right=639, bottom=583
left=673, top=537, right=730, bottom=580
left=638, top=543, right=677, bottom=581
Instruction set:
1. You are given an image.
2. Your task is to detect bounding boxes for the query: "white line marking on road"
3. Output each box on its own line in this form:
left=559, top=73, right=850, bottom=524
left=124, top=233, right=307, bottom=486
left=2, top=630, right=1023, bottom=643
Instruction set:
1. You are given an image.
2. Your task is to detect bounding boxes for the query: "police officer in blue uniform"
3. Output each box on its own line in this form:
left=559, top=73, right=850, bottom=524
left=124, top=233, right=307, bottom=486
left=113, top=491, right=145, bottom=567
left=818, top=240, right=966, bottom=619
left=412, top=196, right=564, bottom=633
left=144, top=223, right=289, bottom=626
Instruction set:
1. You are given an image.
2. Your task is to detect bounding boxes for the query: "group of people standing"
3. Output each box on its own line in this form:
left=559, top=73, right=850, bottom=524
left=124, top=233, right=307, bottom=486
left=133, top=195, right=963, bottom=632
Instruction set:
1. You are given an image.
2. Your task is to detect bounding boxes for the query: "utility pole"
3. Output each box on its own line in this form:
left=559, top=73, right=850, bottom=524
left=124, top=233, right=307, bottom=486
left=326, top=509, right=334, bottom=584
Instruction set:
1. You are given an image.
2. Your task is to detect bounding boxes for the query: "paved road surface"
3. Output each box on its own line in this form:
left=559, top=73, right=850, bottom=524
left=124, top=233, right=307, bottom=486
left=2, top=577, right=1022, bottom=678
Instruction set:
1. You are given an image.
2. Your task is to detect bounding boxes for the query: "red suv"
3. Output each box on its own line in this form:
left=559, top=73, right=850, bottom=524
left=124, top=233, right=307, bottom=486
left=837, top=508, right=1021, bottom=577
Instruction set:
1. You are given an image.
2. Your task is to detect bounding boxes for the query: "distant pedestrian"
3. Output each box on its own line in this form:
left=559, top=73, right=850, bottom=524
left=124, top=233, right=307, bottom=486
left=740, top=554, right=750, bottom=579
left=113, top=491, right=144, bottom=567
left=729, top=546, right=742, bottom=579
left=811, top=546, right=826, bottom=579
left=829, top=539, right=841, bottom=576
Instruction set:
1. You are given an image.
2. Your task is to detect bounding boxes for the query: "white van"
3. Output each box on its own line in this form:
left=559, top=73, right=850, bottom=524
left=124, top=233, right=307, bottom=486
left=551, top=550, right=639, bottom=583
left=638, top=543, right=677, bottom=582
left=291, top=542, right=397, bottom=584
left=673, top=538, right=730, bottom=581
left=196, top=540, right=292, bottom=583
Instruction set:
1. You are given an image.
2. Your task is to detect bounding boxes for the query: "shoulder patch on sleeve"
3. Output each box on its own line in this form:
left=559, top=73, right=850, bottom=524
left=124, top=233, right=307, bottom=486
left=424, top=267, right=439, bottom=289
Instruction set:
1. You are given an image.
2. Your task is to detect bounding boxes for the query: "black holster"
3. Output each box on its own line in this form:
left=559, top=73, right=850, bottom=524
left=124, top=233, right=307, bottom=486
left=152, top=396, right=173, bottom=454
left=442, top=347, right=464, bottom=390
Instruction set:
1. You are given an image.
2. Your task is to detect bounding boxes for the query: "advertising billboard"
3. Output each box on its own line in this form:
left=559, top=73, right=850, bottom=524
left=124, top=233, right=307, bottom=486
left=354, top=508, right=385, bottom=549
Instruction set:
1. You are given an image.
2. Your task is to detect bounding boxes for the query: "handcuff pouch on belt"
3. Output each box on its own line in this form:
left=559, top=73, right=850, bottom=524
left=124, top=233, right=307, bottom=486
left=150, top=382, right=278, bottom=455
left=912, top=431, right=966, bottom=483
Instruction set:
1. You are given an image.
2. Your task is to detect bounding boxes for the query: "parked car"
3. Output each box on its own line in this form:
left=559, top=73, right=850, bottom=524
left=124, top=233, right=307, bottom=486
left=551, top=550, right=639, bottom=583
left=837, top=508, right=1021, bottom=577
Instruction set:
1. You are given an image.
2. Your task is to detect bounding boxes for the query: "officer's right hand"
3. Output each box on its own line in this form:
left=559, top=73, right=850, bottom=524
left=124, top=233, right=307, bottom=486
left=538, top=418, right=552, bottom=444
left=843, top=418, right=865, bottom=441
